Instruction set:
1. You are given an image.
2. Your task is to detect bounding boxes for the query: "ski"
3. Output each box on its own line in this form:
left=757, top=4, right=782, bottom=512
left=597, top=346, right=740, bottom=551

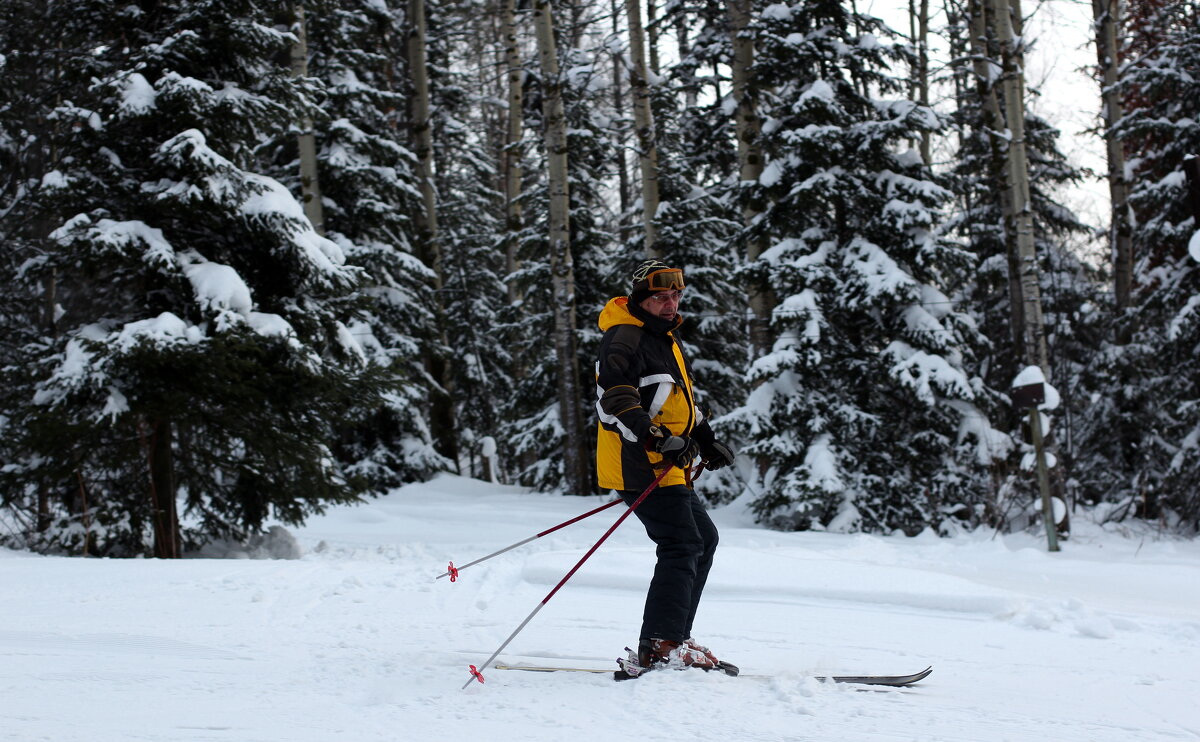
left=813, top=666, right=932, bottom=686
left=494, top=663, right=611, bottom=673
left=493, top=663, right=933, bottom=687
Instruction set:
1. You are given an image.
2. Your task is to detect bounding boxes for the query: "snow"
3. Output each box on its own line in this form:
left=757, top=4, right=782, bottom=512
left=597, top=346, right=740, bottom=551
left=239, top=172, right=348, bottom=273
left=884, top=340, right=974, bottom=404
left=117, top=72, right=157, bottom=116
left=31, top=337, right=96, bottom=406
left=1189, top=229, right=1200, bottom=262
left=761, top=3, right=792, bottom=20
left=759, top=158, right=785, bottom=187
left=802, top=433, right=844, bottom=493
left=40, top=170, right=70, bottom=190
left=775, top=289, right=822, bottom=342
left=798, top=79, right=835, bottom=105
left=1021, top=444, right=1059, bottom=472
left=334, top=320, right=366, bottom=364
left=99, top=385, right=129, bottom=422
left=246, top=311, right=297, bottom=339
left=180, top=252, right=253, bottom=316
left=2, top=474, right=1199, bottom=742
left=844, top=236, right=918, bottom=303
left=946, top=399, right=1014, bottom=464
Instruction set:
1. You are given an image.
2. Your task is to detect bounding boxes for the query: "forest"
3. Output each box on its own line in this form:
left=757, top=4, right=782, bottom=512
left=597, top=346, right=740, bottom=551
left=0, top=0, right=1197, bottom=557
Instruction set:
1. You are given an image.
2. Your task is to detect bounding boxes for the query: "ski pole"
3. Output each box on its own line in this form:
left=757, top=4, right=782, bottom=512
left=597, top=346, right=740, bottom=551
left=436, top=497, right=624, bottom=582
left=461, top=463, right=677, bottom=689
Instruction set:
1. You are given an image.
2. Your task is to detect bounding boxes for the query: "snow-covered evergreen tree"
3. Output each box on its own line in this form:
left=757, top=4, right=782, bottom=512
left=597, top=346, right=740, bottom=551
left=423, top=0, right=514, bottom=480
left=1097, top=1, right=1200, bottom=526
left=939, top=0, right=1099, bottom=531
left=0, top=0, right=119, bottom=545
left=292, top=0, right=450, bottom=488
left=497, top=32, right=616, bottom=492
left=1, top=0, right=380, bottom=555
left=723, top=0, right=999, bottom=533
left=640, top=10, right=746, bottom=419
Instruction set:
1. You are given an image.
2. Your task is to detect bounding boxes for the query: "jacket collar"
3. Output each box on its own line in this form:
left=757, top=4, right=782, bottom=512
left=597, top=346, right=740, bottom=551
left=627, top=298, right=682, bottom=335
left=598, top=296, right=682, bottom=336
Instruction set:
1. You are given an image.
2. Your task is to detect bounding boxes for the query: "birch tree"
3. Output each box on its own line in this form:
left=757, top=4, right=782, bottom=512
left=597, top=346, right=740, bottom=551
left=909, top=0, right=932, bottom=165
left=502, top=0, right=525, bottom=296
left=290, top=2, right=325, bottom=236
left=727, top=0, right=771, bottom=356
left=533, top=0, right=589, bottom=495
left=1092, top=0, right=1133, bottom=324
left=406, top=0, right=459, bottom=466
left=990, top=0, right=1064, bottom=547
left=626, top=0, right=662, bottom=255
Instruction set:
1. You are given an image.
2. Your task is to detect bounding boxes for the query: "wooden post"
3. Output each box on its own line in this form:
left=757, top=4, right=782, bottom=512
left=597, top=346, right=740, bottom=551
left=1029, top=409, right=1059, bottom=552
left=1013, top=381, right=1058, bottom=552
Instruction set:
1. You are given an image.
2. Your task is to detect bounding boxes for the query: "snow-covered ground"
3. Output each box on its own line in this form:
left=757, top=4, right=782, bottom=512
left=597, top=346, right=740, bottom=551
left=3, top=474, right=1199, bottom=742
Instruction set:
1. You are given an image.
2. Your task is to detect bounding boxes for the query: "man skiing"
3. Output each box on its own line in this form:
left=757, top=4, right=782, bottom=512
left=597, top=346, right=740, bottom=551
left=594, top=259, right=737, bottom=676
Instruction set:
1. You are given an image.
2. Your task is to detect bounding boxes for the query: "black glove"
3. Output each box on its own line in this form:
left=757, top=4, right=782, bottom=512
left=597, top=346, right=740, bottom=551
left=700, top=440, right=736, bottom=471
left=645, top=425, right=700, bottom=468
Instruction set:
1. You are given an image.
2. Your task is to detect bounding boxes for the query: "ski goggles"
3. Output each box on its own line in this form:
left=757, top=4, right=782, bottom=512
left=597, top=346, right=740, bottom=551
left=640, top=268, right=685, bottom=292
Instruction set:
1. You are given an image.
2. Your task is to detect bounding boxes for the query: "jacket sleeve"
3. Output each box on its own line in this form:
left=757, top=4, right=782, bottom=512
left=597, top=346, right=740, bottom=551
left=690, top=418, right=716, bottom=448
left=596, top=327, right=654, bottom=444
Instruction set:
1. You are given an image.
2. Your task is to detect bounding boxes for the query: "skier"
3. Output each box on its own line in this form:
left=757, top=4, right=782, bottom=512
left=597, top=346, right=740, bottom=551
left=594, top=259, right=737, bottom=675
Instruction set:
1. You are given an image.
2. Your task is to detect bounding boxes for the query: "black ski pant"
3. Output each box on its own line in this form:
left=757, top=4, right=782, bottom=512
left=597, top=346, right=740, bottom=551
left=620, top=484, right=718, bottom=643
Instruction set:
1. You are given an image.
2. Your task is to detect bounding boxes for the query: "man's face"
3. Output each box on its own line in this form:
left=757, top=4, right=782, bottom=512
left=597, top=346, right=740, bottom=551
left=638, top=289, right=683, bottom=321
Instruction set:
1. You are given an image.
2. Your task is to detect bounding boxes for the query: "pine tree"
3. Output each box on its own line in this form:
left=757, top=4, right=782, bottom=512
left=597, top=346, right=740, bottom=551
left=292, top=0, right=450, bottom=488
left=425, top=0, right=514, bottom=480
left=498, top=9, right=616, bottom=493
left=1102, top=1, right=1200, bottom=525
left=940, top=0, right=1097, bottom=532
left=725, top=0, right=996, bottom=533
left=1, top=0, right=379, bottom=556
left=0, top=0, right=118, bottom=546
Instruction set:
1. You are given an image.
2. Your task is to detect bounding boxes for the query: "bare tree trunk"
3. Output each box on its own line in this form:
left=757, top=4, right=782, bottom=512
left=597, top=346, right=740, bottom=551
left=646, top=0, right=661, bottom=74
left=967, top=0, right=1024, bottom=355
left=916, top=0, right=932, bottom=165
left=1092, top=0, right=1133, bottom=327
left=502, top=0, right=525, bottom=301
left=611, top=0, right=632, bottom=235
left=32, top=23, right=62, bottom=536
left=146, top=418, right=180, bottom=559
left=533, top=0, right=590, bottom=494
left=675, top=12, right=697, bottom=110
left=991, top=0, right=1065, bottom=548
left=993, top=0, right=1048, bottom=373
left=727, top=0, right=772, bottom=356
left=626, top=0, right=662, bottom=256
left=407, top=0, right=440, bottom=275
left=290, top=2, right=325, bottom=235
left=407, top=0, right=459, bottom=468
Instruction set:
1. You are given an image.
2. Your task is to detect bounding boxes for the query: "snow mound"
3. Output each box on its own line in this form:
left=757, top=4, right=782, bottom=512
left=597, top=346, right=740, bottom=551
left=195, top=525, right=302, bottom=559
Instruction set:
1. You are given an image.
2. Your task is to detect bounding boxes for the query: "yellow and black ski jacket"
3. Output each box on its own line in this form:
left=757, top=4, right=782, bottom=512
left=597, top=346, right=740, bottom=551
left=594, top=296, right=716, bottom=492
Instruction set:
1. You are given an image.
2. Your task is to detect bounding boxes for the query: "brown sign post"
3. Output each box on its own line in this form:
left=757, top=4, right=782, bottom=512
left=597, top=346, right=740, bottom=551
left=1011, top=380, right=1059, bottom=552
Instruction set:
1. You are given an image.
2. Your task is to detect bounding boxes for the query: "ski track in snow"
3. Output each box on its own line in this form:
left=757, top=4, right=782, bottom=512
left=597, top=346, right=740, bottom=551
left=2, top=473, right=1199, bottom=742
